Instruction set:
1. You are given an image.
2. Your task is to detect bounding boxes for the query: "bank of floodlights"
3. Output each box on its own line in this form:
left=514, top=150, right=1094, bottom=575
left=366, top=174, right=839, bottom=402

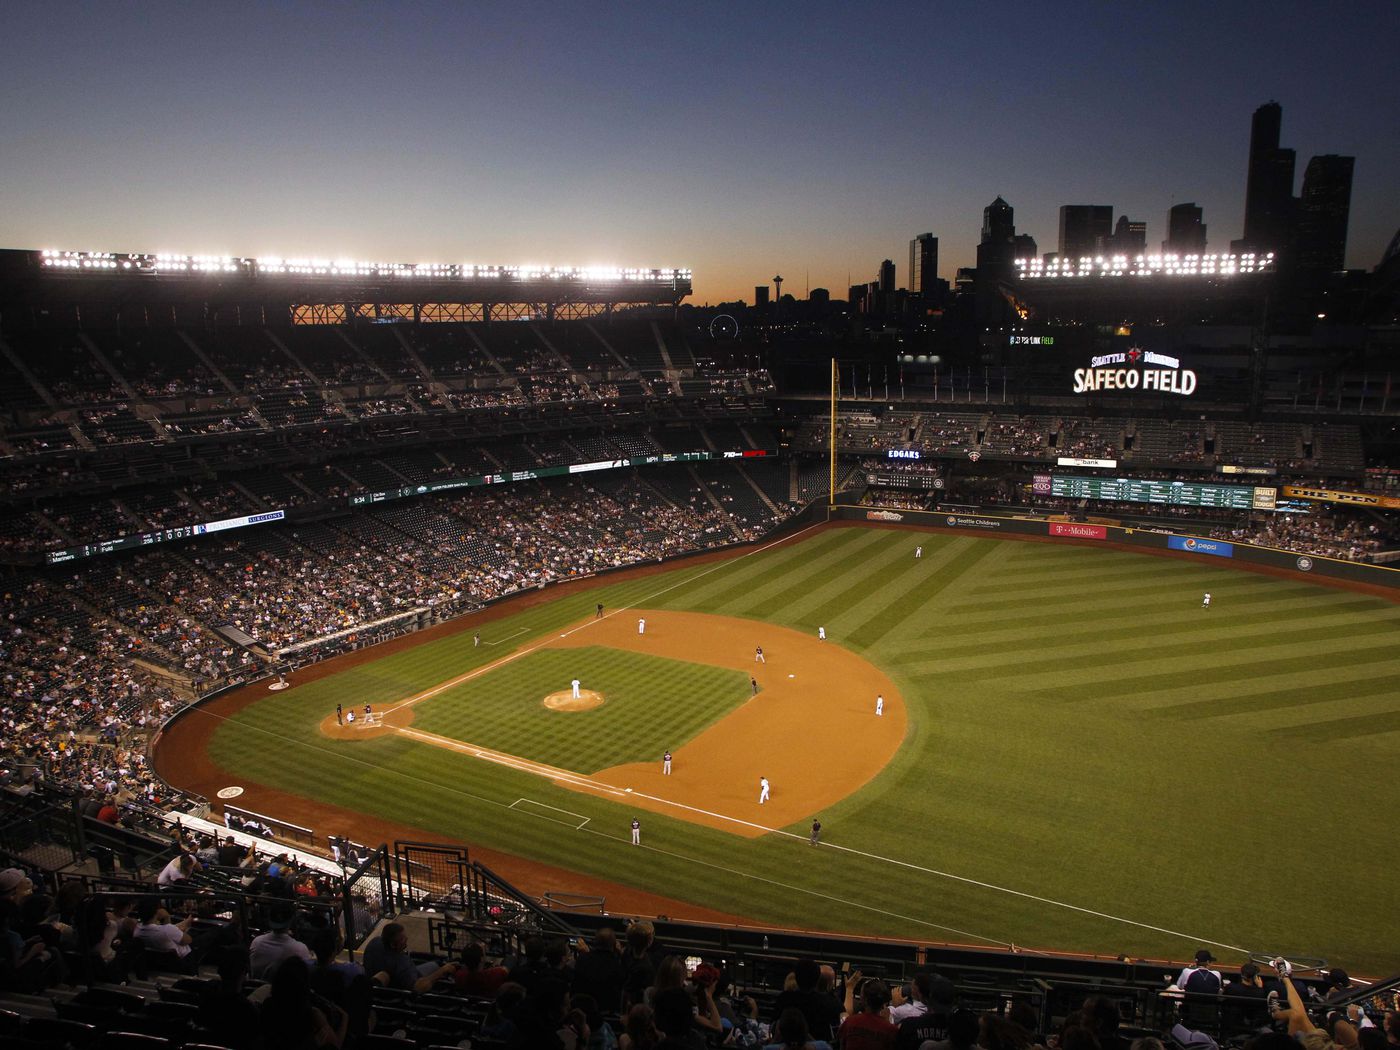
left=38, top=249, right=690, bottom=283
left=1014, top=252, right=1276, bottom=279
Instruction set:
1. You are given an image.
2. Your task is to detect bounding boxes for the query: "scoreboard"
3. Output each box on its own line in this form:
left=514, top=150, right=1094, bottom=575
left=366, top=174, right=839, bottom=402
left=1036, top=474, right=1276, bottom=510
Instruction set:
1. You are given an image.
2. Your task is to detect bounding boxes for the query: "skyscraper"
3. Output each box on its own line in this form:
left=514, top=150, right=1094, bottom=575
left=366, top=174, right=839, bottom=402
left=1237, top=101, right=1296, bottom=253
left=982, top=197, right=1014, bottom=245
left=1164, top=203, right=1208, bottom=253
left=1297, top=154, right=1355, bottom=273
left=878, top=259, right=895, bottom=295
left=1109, top=215, right=1147, bottom=253
left=1058, top=205, right=1114, bottom=259
left=908, top=233, right=938, bottom=295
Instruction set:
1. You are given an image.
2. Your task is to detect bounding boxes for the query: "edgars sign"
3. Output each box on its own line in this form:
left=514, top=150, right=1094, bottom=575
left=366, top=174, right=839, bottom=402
left=1072, top=347, right=1197, bottom=395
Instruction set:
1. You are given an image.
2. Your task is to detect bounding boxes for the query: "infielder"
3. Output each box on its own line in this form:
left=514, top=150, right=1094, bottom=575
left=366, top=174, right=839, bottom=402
left=755, top=646, right=765, bottom=664
left=596, top=603, right=604, bottom=619
left=1202, top=592, right=1212, bottom=608
left=875, top=694, right=884, bottom=716
left=571, top=678, right=581, bottom=699
left=818, top=626, right=826, bottom=641
left=758, top=776, right=770, bottom=804
left=662, top=750, right=672, bottom=775
left=630, top=818, right=640, bottom=845
left=638, top=617, right=646, bottom=635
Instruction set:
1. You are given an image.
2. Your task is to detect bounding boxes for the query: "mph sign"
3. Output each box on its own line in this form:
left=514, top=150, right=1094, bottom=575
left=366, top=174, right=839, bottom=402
left=1072, top=347, right=1197, bottom=396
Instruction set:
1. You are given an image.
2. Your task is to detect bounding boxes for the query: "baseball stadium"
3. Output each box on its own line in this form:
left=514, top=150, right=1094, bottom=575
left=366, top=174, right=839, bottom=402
left=2, top=242, right=1398, bottom=1045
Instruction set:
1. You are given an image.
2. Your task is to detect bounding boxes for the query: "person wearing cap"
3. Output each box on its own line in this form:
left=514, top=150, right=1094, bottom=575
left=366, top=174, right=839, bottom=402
left=1176, top=950, right=1223, bottom=992
left=249, top=907, right=314, bottom=979
left=0, top=868, right=33, bottom=904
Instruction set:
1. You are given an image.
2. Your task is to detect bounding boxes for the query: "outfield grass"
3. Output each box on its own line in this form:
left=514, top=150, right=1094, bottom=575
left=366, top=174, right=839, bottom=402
left=410, top=647, right=751, bottom=772
left=206, top=527, right=1400, bottom=972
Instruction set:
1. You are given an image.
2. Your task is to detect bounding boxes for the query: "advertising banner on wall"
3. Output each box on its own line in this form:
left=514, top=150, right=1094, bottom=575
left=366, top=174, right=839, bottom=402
left=1048, top=522, right=1107, bottom=540
left=1167, top=535, right=1235, bottom=558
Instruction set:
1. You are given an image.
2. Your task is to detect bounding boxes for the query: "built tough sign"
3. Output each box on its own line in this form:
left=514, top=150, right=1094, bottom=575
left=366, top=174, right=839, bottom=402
left=1072, top=347, right=1197, bottom=396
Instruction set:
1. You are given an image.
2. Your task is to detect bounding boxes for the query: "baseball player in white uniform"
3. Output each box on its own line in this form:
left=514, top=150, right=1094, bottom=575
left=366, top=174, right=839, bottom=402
left=1202, top=592, right=1212, bottom=608
left=571, top=678, right=581, bottom=699
left=630, top=818, right=640, bottom=845
left=662, top=750, right=672, bottom=775
left=638, top=617, right=646, bottom=635
left=915, top=546, right=923, bottom=559
left=758, top=776, right=770, bottom=804
left=818, top=626, right=826, bottom=641
left=875, top=694, right=884, bottom=716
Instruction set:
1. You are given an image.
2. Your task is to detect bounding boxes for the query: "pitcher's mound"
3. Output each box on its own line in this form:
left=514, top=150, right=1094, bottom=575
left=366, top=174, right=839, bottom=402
left=543, top=689, right=605, bottom=712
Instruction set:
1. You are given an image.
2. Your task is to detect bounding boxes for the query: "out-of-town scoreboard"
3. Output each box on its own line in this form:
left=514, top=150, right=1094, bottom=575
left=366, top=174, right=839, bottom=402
left=1035, top=474, right=1276, bottom=510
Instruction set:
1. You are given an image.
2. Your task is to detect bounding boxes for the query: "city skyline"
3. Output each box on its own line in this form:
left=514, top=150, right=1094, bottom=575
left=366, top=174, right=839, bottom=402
left=0, top=1, right=1396, bottom=305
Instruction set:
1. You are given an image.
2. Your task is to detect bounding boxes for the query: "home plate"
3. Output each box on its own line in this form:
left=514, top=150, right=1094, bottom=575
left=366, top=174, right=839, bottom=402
left=788, top=673, right=795, bottom=678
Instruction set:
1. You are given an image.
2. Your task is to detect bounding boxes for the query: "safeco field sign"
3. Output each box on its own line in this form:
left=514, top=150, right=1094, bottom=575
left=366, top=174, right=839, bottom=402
left=1072, top=348, right=1197, bottom=396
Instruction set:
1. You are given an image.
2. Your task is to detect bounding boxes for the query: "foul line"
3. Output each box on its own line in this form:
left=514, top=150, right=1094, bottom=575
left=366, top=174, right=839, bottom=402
left=511, top=798, right=591, bottom=830
left=394, top=725, right=626, bottom=797
left=484, top=628, right=527, bottom=646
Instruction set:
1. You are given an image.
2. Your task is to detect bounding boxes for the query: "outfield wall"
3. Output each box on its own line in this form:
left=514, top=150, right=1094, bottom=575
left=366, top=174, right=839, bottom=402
left=835, top=505, right=1400, bottom=592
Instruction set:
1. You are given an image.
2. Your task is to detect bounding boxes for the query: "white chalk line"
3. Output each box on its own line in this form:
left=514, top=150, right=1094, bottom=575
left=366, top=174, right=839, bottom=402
left=483, top=628, right=527, bottom=646
left=510, top=798, right=591, bottom=830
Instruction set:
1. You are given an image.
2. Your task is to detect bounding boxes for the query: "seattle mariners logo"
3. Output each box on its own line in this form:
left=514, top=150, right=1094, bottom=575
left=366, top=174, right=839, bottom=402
left=1296, top=556, right=1314, bottom=571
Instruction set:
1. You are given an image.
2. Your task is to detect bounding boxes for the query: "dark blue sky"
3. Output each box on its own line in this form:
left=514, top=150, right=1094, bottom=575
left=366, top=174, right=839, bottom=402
left=1, top=1, right=1395, bottom=304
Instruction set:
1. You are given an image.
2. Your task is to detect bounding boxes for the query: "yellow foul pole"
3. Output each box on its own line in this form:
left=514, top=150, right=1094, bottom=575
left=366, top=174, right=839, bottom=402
left=829, top=357, right=837, bottom=506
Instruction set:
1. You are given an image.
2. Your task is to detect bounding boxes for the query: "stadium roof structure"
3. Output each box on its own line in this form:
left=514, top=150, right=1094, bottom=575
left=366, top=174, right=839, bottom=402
left=0, top=248, right=692, bottom=325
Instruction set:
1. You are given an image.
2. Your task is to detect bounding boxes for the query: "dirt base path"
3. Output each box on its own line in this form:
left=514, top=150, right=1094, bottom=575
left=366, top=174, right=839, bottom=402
left=537, top=611, right=907, bottom=837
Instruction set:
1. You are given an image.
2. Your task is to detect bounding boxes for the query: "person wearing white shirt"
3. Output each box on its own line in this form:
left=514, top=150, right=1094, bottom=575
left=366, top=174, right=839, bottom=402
left=157, top=853, right=196, bottom=887
left=249, top=911, right=315, bottom=979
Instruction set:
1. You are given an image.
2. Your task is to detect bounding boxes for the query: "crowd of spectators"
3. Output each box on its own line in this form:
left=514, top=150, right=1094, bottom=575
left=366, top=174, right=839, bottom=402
left=1211, top=509, right=1395, bottom=563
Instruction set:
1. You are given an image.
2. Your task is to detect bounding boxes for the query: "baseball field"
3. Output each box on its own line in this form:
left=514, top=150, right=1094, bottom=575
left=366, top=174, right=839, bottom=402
left=156, top=523, right=1400, bottom=973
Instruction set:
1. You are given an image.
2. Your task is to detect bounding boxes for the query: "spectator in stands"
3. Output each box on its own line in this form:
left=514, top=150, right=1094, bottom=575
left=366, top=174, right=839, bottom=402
left=260, top=955, right=347, bottom=1050
left=654, top=985, right=707, bottom=1049
left=307, top=926, right=371, bottom=1047
left=480, top=981, right=528, bottom=1043
left=249, top=906, right=314, bottom=979
left=622, top=1002, right=661, bottom=1050
left=1083, top=996, right=1129, bottom=1050
left=1224, top=962, right=1270, bottom=1029
left=771, top=956, right=841, bottom=1042
left=892, top=973, right=955, bottom=1049
left=364, top=920, right=457, bottom=992
left=157, top=851, right=198, bottom=886
left=509, top=934, right=554, bottom=992
left=920, top=1008, right=981, bottom=1050
left=838, top=975, right=898, bottom=1049
left=218, top=834, right=250, bottom=866
left=455, top=940, right=511, bottom=998
left=1176, top=950, right=1223, bottom=992
left=571, top=926, right=624, bottom=1012
left=0, top=868, right=34, bottom=907
left=202, top=945, right=262, bottom=1049
left=622, top=919, right=662, bottom=1009
left=509, top=975, right=573, bottom=1049
left=767, top=1005, right=832, bottom=1050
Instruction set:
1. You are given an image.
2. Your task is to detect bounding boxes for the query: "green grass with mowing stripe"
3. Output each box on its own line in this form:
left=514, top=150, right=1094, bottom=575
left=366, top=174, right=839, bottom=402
left=410, top=647, right=751, bottom=772
left=205, top=527, right=1400, bottom=971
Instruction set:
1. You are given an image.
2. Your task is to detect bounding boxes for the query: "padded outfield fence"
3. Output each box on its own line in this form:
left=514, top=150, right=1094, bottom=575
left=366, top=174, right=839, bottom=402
left=834, top=503, right=1400, bottom=591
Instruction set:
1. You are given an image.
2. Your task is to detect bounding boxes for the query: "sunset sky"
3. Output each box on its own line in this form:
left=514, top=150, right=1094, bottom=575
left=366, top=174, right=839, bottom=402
left=1, top=1, right=1396, bottom=305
